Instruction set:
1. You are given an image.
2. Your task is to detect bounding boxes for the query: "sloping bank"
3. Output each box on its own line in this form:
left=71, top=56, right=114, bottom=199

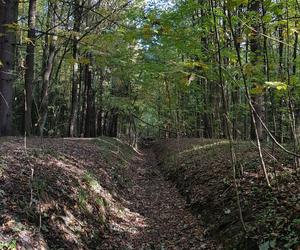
left=153, top=138, right=300, bottom=250
left=0, top=137, right=139, bottom=249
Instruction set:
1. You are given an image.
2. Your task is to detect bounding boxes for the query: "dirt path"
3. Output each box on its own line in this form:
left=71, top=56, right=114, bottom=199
left=102, top=146, right=217, bottom=250
left=2, top=138, right=298, bottom=249
left=0, top=138, right=218, bottom=249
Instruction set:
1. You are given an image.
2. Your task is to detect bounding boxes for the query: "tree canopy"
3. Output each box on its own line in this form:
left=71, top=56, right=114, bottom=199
left=0, top=0, right=299, bottom=147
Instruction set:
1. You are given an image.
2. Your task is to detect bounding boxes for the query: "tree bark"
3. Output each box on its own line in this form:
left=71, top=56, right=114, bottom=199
left=24, top=0, right=37, bottom=135
left=39, top=5, right=57, bottom=137
left=249, top=0, right=264, bottom=140
left=84, top=55, right=96, bottom=137
left=69, top=0, right=82, bottom=137
left=97, top=70, right=104, bottom=136
left=0, top=0, right=18, bottom=136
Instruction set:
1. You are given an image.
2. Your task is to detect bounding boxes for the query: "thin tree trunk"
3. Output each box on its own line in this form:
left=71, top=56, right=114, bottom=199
left=84, top=54, right=95, bottom=137
left=24, top=0, right=37, bottom=135
left=285, top=2, right=299, bottom=168
left=80, top=66, right=87, bottom=137
left=277, top=24, right=285, bottom=142
left=39, top=4, right=57, bottom=137
left=249, top=0, right=264, bottom=140
left=97, top=70, right=104, bottom=136
left=69, top=0, right=82, bottom=137
left=293, top=22, right=300, bottom=150
left=210, top=0, right=246, bottom=231
left=227, top=7, right=271, bottom=187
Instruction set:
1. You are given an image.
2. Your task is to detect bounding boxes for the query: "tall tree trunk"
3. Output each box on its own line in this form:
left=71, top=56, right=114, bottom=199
left=261, top=2, right=271, bottom=143
left=105, top=109, right=118, bottom=137
left=227, top=6, right=271, bottom=187
left=24, top=0, right=37, bottom=135
left=84, top=55, right=96, bottom=137
left=249, top=0, right=264, bottom=140
left=210, top=0, right=246, bottom=230
left=293, top=23, right=300, bottom=145
left=293, top=29, right=298, bottom=76
left=39, top=40, right=56, bottom=137
left=0, top=0, right=18, bottom=136
left=97, top=70, right=104, bottom=136
left=277, top=24, right=285, bottom=142
left=80, top=66, right=87, bottom=137
left=203, top=80, right=212, bottom=138
left=165, top=77, right=172, bottom=138
left=39, top=5, right=57, bottom=137
left=69, top=0, right=82, bottom=137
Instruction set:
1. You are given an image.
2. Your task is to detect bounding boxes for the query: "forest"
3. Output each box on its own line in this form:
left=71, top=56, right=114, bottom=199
left=0, top=0, right=300, bottom=249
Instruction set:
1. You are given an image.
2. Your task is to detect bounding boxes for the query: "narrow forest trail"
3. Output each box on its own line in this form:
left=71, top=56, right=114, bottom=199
left=101, top=145, right=218, bottom=249
left=1, top=138, right=220, bottom=249
left=1, top=138, right=299, bottom=249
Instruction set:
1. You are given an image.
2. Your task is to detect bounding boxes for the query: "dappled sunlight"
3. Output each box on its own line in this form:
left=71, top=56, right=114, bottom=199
left=155, top=139, right=300, bottom=249
left=2, top=0, right=300, bottom=248
left=115, top=137, right=143, bottom=155
left=179, top=140, right=229, bottom=155
left=94, top=138, right=135, bottom=166
left=0, top=213, right=48, bottom=249
left=0, top=137, right=150, bottom=249
left=48, top=158, right=85, bottom=177
left=109, top=206, right=148, bottom=236
left=80, top=170, right=148, bottom=238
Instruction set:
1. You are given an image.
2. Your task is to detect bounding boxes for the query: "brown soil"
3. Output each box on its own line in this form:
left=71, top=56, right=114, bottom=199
left=153, top=138, right=300, bottom=250
left=0, top=137, right=217, bottom=250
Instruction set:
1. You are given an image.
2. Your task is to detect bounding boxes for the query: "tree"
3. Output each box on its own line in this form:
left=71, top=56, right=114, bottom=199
left=248, top=0, right=264, bottom=140
left=39, top=1, right=58, bottom=137
left=69, top=0, right=83, bottom=137
left=0, top=0, right=19, bottom=136
left=24, top=0, right=37, bottom=135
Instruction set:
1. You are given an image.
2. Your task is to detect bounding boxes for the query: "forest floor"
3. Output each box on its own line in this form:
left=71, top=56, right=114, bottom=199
left=0, top=137, right=217, bottom=250
left=154, top=138, right=300, bottom=250
left=0, top=137, right=299, bottom=249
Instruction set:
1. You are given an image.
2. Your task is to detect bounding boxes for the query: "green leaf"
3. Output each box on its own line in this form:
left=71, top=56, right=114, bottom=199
left=227, top=0, right=248, bottom=9
left=250, top=85, right=264, bottom=95
left=259, top=240, right=276, bottom=250
left=292, top=218, right=300, bottom=225
left=265, top=81, right=287, bottom=91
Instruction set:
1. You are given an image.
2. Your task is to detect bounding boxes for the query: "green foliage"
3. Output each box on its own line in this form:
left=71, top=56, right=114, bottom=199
left=281, top=218, right=300, bottom=248
left=83, top=172, right=100, bottom=191
left=0, top=239, right=17, bottom=250
left=3, top=0, right=300, bottom=248
left=265, top=81, right=288, bottom=91
left=259, top=240, right=276, bottom=250
left=78, top=188, right=89, bottom=210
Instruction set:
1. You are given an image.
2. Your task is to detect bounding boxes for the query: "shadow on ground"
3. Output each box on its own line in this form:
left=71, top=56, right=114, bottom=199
left=0, top=137, right=147, bottom=249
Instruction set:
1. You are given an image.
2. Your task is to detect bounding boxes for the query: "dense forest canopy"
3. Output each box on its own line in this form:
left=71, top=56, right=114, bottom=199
left=0, top=0, right=300, bottom=145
